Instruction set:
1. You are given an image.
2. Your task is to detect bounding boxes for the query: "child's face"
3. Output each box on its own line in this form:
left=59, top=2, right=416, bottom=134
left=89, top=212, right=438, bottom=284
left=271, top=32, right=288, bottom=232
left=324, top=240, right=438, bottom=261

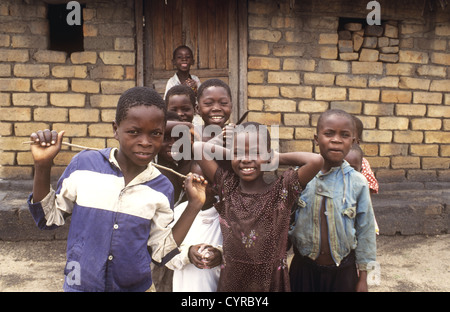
left=159, top=122, right=182, bottom=163
left=113, top=105, right=165, bottom=170
left=197, top=86, right=232, bottom=128
left=231, top=132, right=270, bottom=183
left=173, top=47, right=194, bottom=73
left=314, top=115, right=355, bottom=170
left=167, top=94, right=195, bottom=122
left=344, top=150, right=362, bottom=172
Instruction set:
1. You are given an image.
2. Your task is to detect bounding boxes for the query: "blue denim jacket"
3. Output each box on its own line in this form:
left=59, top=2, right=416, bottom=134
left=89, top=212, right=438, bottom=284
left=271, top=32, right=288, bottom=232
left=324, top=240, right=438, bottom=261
left=289, top=161, right=376, bottom=271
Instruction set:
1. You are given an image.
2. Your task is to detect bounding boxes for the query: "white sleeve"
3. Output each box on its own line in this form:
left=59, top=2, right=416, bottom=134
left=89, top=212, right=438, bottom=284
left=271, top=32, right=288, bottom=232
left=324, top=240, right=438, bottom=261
left=164, top=75, right=179, bottom=99
left=147, top=199, right=179, bottom=264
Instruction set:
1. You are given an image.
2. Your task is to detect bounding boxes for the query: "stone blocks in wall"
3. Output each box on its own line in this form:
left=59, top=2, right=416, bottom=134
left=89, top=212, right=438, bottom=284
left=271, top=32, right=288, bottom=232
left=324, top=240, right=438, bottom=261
left=337, top=22, right=400, bottom=63
left=246, top=0, right=450, bottom=190
left=0, top=1, right=136, bottom=179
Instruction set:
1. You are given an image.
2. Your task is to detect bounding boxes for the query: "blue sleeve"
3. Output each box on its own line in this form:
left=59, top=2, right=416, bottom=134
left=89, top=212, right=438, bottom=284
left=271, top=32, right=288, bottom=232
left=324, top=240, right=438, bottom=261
left=355, top=178, right=377, bottom=269
left=27, top=152, right=81, bottom=230
left=27, top=193, right=59, bottom=230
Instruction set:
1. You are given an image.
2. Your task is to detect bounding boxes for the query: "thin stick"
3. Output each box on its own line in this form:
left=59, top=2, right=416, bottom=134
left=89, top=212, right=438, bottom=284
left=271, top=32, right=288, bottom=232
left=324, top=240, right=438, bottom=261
left=22, top=140, right=188, bottom=179
left=23, top=141, right=101, bottom=150
left=236, top=111, right=249, bottom=125
left=152, top=163, right=188, bottom=179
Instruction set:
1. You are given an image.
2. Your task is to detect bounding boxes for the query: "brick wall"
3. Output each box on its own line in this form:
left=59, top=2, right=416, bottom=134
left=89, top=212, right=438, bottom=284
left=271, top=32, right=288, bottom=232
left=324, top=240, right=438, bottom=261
left=0, top=0, right=449, bottom=186
left=0, top=0, right=135, bottom=179
left=246, top=0, right=450, bottom=186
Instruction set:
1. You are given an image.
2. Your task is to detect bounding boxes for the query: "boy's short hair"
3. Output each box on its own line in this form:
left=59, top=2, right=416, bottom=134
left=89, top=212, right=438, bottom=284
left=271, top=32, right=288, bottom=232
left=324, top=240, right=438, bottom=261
left=165, top=85, right=196, bottom=108
left=172, top=45, right=193, bottom=59
left=316, top=109, right=355, bottom=133
left=115, top=87, right=166, bottom=125
left=197, top=78, right=232, bottom=102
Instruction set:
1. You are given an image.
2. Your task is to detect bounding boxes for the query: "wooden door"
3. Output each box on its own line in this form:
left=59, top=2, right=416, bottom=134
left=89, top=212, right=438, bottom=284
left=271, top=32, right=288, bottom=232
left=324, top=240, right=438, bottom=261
left=143, top=0, right=247, bottom=123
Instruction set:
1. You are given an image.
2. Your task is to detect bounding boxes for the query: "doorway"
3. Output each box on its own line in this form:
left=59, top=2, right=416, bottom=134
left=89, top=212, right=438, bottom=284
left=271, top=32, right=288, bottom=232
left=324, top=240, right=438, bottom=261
left=143, top=0, right=247, bottom=123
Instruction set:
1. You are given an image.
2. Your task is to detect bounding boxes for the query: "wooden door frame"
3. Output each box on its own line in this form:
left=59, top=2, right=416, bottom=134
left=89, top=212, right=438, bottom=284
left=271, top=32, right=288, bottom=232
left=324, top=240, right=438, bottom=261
left=135, top=0, right=144, bottom=87
left=229, top=0, right=248, bottom=123
left=138, top=0, right=248, bottom=123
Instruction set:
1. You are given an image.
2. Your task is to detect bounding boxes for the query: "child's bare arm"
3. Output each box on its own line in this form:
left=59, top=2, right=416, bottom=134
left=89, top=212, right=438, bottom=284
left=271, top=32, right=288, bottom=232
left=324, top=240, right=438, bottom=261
left=166, top=120, right=194, bottom=135
left=171, top=173, right=207, bottom=246
left=192, top=141, right=228, bottom=182
left=29, top=130, right=65, bottom=203
left=190, top=162, right=218, bottom=209
left=277, top=151, right=323, bottom=189
left=356, top=271, right=368, bottom=292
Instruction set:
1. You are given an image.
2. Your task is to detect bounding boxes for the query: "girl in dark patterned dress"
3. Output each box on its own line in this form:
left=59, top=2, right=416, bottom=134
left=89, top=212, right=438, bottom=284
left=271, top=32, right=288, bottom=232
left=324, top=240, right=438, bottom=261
left=193, top=122, right=323, bottom=291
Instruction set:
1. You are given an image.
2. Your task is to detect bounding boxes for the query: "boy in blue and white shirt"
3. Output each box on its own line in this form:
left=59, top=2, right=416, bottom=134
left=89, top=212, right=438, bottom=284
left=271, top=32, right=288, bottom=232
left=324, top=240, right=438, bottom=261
left=27, top=87, right=207, bottom=292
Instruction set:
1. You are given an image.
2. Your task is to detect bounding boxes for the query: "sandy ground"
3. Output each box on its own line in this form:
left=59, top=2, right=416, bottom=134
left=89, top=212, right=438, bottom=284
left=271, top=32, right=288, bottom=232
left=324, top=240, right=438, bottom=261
left=0, top=234, right=449, bottom=292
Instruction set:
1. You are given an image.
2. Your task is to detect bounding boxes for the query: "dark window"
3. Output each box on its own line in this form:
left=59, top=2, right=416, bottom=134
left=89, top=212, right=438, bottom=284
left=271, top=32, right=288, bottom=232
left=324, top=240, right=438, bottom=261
left=48, top=3, right=84, bottom=54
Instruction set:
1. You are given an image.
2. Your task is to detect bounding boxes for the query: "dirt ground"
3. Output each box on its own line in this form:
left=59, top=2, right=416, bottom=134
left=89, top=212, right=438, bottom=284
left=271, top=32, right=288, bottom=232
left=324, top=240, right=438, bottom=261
left=0, top=234, right=449, bottom=292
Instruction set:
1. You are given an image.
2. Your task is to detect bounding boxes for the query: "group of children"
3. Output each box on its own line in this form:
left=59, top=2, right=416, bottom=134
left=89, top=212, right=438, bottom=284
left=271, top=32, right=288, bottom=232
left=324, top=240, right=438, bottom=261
left=27, top=45, right=377, bottom=292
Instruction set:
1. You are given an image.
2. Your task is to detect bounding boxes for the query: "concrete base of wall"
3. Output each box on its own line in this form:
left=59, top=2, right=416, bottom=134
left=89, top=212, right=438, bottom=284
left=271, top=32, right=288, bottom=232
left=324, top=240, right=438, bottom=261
left=0, top=180, right=70, bottom=241
left=372, top=183, right=449, bottom=235
left=0, top=179, right=448, bottom=241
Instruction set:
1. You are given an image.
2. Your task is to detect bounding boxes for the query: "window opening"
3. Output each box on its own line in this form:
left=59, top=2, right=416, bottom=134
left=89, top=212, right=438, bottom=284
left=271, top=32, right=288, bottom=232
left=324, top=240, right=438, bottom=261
left=48, top=3, right=85, bottom=54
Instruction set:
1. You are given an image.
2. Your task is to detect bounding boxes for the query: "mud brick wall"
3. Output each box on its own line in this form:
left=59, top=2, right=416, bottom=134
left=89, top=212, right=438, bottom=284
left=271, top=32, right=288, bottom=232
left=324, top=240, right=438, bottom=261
left=0, top=0, right=135, bottom=179
left=246, top=0, right=450, bottom=186
left=0, top=0, right=449, bottom=187
left=338, top=22, right=400, bottom=63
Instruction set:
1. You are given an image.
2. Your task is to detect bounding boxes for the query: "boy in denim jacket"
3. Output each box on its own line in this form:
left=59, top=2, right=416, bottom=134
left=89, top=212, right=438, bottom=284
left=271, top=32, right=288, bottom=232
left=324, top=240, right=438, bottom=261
left=289, top=109, right=376, bottom=292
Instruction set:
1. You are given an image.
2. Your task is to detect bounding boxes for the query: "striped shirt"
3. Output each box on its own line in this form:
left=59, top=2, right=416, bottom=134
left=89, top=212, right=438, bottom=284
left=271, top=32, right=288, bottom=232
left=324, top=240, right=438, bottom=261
left=28, top=148, right=178, bottom=292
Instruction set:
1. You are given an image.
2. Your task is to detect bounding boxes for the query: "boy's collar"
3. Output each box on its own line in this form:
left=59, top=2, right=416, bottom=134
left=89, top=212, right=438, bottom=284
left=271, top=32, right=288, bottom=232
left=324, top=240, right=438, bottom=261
left=108, top=147, right=120, bottom=169
left=315, top=161, right=352, bottom=204
left=318, top=160, right=351, bottom=177
left=107, top=148, right=161, bottom=184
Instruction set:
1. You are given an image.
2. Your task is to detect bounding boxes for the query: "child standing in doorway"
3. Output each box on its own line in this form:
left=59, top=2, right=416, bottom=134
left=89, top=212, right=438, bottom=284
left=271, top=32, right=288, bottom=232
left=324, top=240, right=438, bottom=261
left=164, top=45, right=201, bottom=99
left=27, top=87, right=207, bottom=292
left=194, top=122, right=323, bottom=291
left=289, top=109, right=376, bottom=292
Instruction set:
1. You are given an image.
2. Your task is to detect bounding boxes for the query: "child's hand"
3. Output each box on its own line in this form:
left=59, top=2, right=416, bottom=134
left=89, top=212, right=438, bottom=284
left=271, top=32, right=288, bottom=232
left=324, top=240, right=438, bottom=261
left=188, top=244, right=222, bottom=269
left=184, top=173, right=207, bottom=207
left=29, top=130, right=64, bottom=167
left=199, top=246, right=222, bottom=269
left=188, top=244, right=207, bottom=268
left=184, top=78, right=197, bottom=90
